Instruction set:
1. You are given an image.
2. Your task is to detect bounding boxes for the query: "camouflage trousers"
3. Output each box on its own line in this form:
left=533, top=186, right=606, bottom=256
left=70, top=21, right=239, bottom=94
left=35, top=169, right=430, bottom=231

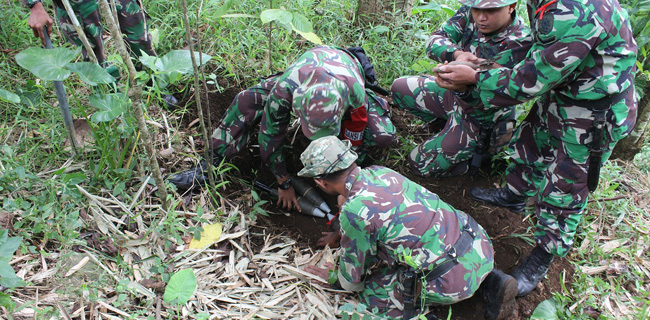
left=505, top=94, right=633, bottom=257
left=391, top=75, right=512, bottom=177
left=211, top=76, right=395, bottom=162
left=55, top=0, right=154, bottom=65
left=359, top=220, right=493, bottom=318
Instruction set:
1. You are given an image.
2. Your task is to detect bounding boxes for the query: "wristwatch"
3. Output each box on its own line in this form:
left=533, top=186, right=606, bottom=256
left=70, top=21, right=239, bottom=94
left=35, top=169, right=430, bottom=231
left=27, top=0, right=42, bottom=9
left=278, top=178, right=292, bottom=190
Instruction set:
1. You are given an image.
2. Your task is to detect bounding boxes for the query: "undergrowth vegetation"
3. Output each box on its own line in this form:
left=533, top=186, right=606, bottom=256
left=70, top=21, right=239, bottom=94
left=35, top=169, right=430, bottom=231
left=0, top=0, right=649, bottom=319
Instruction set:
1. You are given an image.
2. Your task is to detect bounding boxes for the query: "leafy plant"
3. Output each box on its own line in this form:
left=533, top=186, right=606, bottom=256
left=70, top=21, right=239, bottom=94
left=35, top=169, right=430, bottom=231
left=163, top=268, right=197, bottom=305
left=0, top=229, right=25, bottom=300
left=259, top=8, right=322, bottom=45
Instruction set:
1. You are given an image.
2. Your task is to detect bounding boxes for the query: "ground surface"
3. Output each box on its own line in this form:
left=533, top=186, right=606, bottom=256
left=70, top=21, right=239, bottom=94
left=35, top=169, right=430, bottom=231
left=170, top=80, right=574, bottom=320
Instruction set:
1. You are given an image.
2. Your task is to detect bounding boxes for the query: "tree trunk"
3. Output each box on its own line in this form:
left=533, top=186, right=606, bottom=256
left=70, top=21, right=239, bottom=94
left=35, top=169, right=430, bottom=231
left=611, top=75, right=650, bottom=160
left=356, top=0, right=415, bottom=26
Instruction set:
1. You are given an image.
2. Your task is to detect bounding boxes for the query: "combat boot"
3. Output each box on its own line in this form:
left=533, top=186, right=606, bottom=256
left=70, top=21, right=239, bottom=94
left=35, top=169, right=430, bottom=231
left=511, top=246, right=554, bottom=296
left=481, top=269, right=519, bottom=320
left=469, top=187, right=527, bottom=213
left=167, top=155, right=223, bottom=190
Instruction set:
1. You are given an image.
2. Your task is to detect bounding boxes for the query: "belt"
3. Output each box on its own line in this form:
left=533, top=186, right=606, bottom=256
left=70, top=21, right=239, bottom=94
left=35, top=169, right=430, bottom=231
left=559, top=85, right=632, bottom=111
left=424, top=215, right=480, bottom=282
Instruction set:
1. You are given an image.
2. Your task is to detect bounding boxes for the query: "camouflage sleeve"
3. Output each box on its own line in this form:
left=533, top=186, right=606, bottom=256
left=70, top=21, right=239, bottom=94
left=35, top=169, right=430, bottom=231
left=425, top=6, right=470, bottom=62
left=336, top=201, right=377, bottom=292
left=24, top=0, right=43, bottom=8
left=475, top=3, right=620, bottom=108
left=258, top=79, right=292, bottom=178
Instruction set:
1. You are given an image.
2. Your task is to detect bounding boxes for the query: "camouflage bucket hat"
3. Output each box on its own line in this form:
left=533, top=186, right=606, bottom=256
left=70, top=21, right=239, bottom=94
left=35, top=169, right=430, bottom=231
left=458, top=0, right=517, bottom=8
left=298, top=136, right=358, bottom=178
left=292, top=81, right=347, bottom=140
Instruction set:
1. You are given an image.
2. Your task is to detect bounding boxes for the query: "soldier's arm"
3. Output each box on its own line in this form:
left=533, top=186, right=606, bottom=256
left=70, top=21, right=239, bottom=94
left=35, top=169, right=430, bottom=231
left=426, top=6, right=471, bottom=63
left=473, top=9, right=605, bottom=108
left=336, top=206, right=376, bottom=292
left=25, top=0, right=53, bottom=46
left=258, top=80, right=301, bottom=211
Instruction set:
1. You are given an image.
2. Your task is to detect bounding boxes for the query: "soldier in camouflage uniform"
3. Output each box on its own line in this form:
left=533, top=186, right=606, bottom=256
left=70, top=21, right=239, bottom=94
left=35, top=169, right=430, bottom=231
left=435, top=0, right=637, bottom=296
left=26, top=0, right=155, bottom=77
left=300, top=136, right=518, bottom=320
left=168, top=46, right=395, bottom=212
left=391, top=0, right=532, bottom=177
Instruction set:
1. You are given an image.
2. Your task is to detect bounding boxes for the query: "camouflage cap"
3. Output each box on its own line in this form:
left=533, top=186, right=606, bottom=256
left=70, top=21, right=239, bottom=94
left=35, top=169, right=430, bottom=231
left=292, top=81, right=347, bottom=140
left=458, top=0, right=517, bottom=8
left=298, top=136, right=358, bottom=178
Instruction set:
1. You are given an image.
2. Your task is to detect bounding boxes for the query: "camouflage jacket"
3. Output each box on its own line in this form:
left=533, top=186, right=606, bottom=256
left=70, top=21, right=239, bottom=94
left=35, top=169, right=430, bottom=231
left=336, top=166, right=492, bottom=301
left=426, top=5, right=532, bottom=124
left=470, top=0, right=638, bottom=142
left=259, top=46, right=367, bottom=178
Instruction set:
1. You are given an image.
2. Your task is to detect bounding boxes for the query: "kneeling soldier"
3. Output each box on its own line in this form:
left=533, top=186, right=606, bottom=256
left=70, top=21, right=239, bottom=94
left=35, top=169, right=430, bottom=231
left=301, top=136, right=518, bottom=320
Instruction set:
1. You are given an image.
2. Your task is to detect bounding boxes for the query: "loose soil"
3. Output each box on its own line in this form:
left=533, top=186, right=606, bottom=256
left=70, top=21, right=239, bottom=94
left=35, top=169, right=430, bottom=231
left=168, top=79, right=575, bottom=320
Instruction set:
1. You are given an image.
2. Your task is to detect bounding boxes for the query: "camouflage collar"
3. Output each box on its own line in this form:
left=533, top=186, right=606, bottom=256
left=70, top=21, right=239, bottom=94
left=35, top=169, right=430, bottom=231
left=344, top=166, right=361, bottom=198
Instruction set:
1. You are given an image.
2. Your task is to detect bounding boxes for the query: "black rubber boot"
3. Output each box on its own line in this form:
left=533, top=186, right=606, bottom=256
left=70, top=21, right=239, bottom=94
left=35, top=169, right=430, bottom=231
left=481, top=269, right=519, bottom=320
left=164, top=94, right=179, bottom=109
left=469, top=187, right=527, bottom=213
left=511, top=246, right=554, bottom=296
left=167, top=155, right=222, bottom=190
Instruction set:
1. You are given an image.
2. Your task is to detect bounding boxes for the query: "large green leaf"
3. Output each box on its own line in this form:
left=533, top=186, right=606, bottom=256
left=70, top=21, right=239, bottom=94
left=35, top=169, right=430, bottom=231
left=0, top=88, right=20, bottom=104
left=260, top=9, right=293, bottom=25
left=15, top=47, right=80, bottom=81
left=90, top=93, right=128, bottom=123
left=141, top=50, right=212, bottom=74
left=531, top=299, right=559, bottom=320
left=0, top=231, right=21, bottom=263
left=65, top=62, right=116, bottom=86
left=295, top=30, right=323, bottom=45
left=292, top=13, right=313, bottom=33
left=163, top=269, right=197, bottom=305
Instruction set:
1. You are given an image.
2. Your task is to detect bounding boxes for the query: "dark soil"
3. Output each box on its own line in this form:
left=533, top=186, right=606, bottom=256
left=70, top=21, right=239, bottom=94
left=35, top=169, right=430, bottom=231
left=170, top=79, right=574, bottom=320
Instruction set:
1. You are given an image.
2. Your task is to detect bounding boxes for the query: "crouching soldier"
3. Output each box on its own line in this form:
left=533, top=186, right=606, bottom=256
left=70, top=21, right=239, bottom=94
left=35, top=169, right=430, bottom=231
left=168, top=45, right=395, bottom=212
left=301, top=136, right=518, bottom=320
left=391, top=0, right=531, bottom=178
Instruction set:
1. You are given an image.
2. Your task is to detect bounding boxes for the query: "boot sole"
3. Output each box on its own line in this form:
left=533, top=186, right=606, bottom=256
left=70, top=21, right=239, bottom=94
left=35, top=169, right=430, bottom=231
left=485, top=276, right=519, bottom=320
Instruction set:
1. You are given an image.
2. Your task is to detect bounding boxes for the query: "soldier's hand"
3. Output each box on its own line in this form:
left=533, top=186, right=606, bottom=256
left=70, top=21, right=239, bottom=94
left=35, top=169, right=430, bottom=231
left=434, top=64, right=477, bottom=91
left=28, top=3, right=53, bottom=46
left=316, top=231, right=341, bottom=248
left=454, top=51, right=479, bottom=63
left=304, top=262, right=335, bottom=285
left=277, top=186, right=301, bottom=212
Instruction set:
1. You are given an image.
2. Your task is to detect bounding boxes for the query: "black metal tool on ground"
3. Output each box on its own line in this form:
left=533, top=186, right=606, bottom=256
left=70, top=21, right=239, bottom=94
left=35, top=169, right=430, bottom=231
left=43, top=26, right=79, bottom=151
left=253, top=180, right=328, bottom=219
left=290, top=175, right=333, bottom=216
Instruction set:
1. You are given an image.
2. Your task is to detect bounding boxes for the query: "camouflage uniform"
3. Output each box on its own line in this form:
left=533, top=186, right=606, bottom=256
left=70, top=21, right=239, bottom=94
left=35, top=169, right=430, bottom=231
left=391, top=4, right=532, bottom=177
left=26, top=0, right=154, bottom=64
left=464, top=0, right=637, bottom=257
left=336, top=165, right=494, bottom=318
left=211, top=45, right=395, bottom=179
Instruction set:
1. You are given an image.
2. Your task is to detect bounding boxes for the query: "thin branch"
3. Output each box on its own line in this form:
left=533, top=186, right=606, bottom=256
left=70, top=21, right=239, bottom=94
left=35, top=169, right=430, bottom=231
left=61, top=0, right=98, bottom=63
left=97, top=0, right=169, bottom=210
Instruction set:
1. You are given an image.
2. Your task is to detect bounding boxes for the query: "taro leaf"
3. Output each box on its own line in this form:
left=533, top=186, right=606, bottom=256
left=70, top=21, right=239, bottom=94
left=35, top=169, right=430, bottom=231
left=292, top=13, right=313, bottom=33
left=260, top=9, right=293, bottom=25
left=0, top=231, right=21, bottom=263
left=412, top=1, right=441, bottom=13
left=65, top=62, right=115, bottom=86
left=90, top=93, right=128, bottom=123
left=163, top=269, right=197, bottom=305
left=530, top=299, right=559, bottom=320
left=139, top=51, right=159, bottom=72
left=0, top=261, right=24, bottom=288
left=16, top=47, right=80, bottom=81
left=295, top=30, right=323, bottom=45
left=146, top=50, right=212, bottom=75
left=0, top=88, right=20, bottom=104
